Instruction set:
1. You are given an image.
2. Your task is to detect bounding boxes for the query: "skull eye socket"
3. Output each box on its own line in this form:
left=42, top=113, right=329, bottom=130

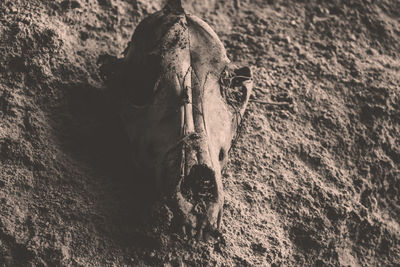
left=233, top=67, right=251, bottom=84
left=219, top=66, right=252, bottom=109
left=124, top=53, right=161, bottom=106
left=97, top=53, right=161, bottom=107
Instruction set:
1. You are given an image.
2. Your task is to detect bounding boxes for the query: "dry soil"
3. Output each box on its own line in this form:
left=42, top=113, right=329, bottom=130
left=0, top=0, right=399, bottom=266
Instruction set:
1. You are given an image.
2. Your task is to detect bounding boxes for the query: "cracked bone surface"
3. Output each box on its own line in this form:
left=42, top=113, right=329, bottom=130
left=107, top=0, right=253, bottom=237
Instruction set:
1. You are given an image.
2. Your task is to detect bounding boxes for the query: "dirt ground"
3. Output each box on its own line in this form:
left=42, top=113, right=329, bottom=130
left=1, top=0, right=399, bottom=266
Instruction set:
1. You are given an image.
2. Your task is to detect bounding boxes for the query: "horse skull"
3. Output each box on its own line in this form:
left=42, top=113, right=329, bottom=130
left=99, top=0, right=253, bottom=238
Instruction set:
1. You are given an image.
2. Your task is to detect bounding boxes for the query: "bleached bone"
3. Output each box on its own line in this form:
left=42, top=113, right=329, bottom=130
left=100, top=0, right=253, bottom=239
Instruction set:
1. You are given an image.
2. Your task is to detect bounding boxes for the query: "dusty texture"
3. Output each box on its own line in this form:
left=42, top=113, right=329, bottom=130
left=0, top=0, right=399, bottom=266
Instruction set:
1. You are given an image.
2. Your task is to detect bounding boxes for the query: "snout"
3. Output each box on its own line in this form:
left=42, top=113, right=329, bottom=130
left=175, top=164, right=224, bottom=239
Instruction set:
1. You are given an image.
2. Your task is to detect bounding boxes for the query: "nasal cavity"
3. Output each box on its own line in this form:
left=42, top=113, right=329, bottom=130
left=181, top=164, right=217, bottom=204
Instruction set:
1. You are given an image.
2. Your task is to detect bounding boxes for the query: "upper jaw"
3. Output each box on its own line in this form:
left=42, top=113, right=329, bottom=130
left=173, top=165, right=224, bottom=240
left=175, top=189, right=223, bottom=240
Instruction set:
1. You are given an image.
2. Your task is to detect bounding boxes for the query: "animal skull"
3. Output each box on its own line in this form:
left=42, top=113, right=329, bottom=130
left=100, top=0, right=253, bottom=238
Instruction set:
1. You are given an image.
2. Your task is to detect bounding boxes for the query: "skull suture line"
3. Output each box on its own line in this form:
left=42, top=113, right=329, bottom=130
left=99, top=0, right=253, bottom=239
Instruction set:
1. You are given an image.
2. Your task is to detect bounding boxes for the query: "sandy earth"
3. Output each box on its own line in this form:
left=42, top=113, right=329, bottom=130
left=1, top=0, right=400, bottom=266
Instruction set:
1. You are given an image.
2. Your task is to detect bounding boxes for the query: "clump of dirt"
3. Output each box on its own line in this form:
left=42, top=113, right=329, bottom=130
left=1, top=0, right=399, bottom=266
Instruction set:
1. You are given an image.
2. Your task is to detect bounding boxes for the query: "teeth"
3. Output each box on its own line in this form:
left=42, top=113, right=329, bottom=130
left=179, top=219, right=217, bottom=242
